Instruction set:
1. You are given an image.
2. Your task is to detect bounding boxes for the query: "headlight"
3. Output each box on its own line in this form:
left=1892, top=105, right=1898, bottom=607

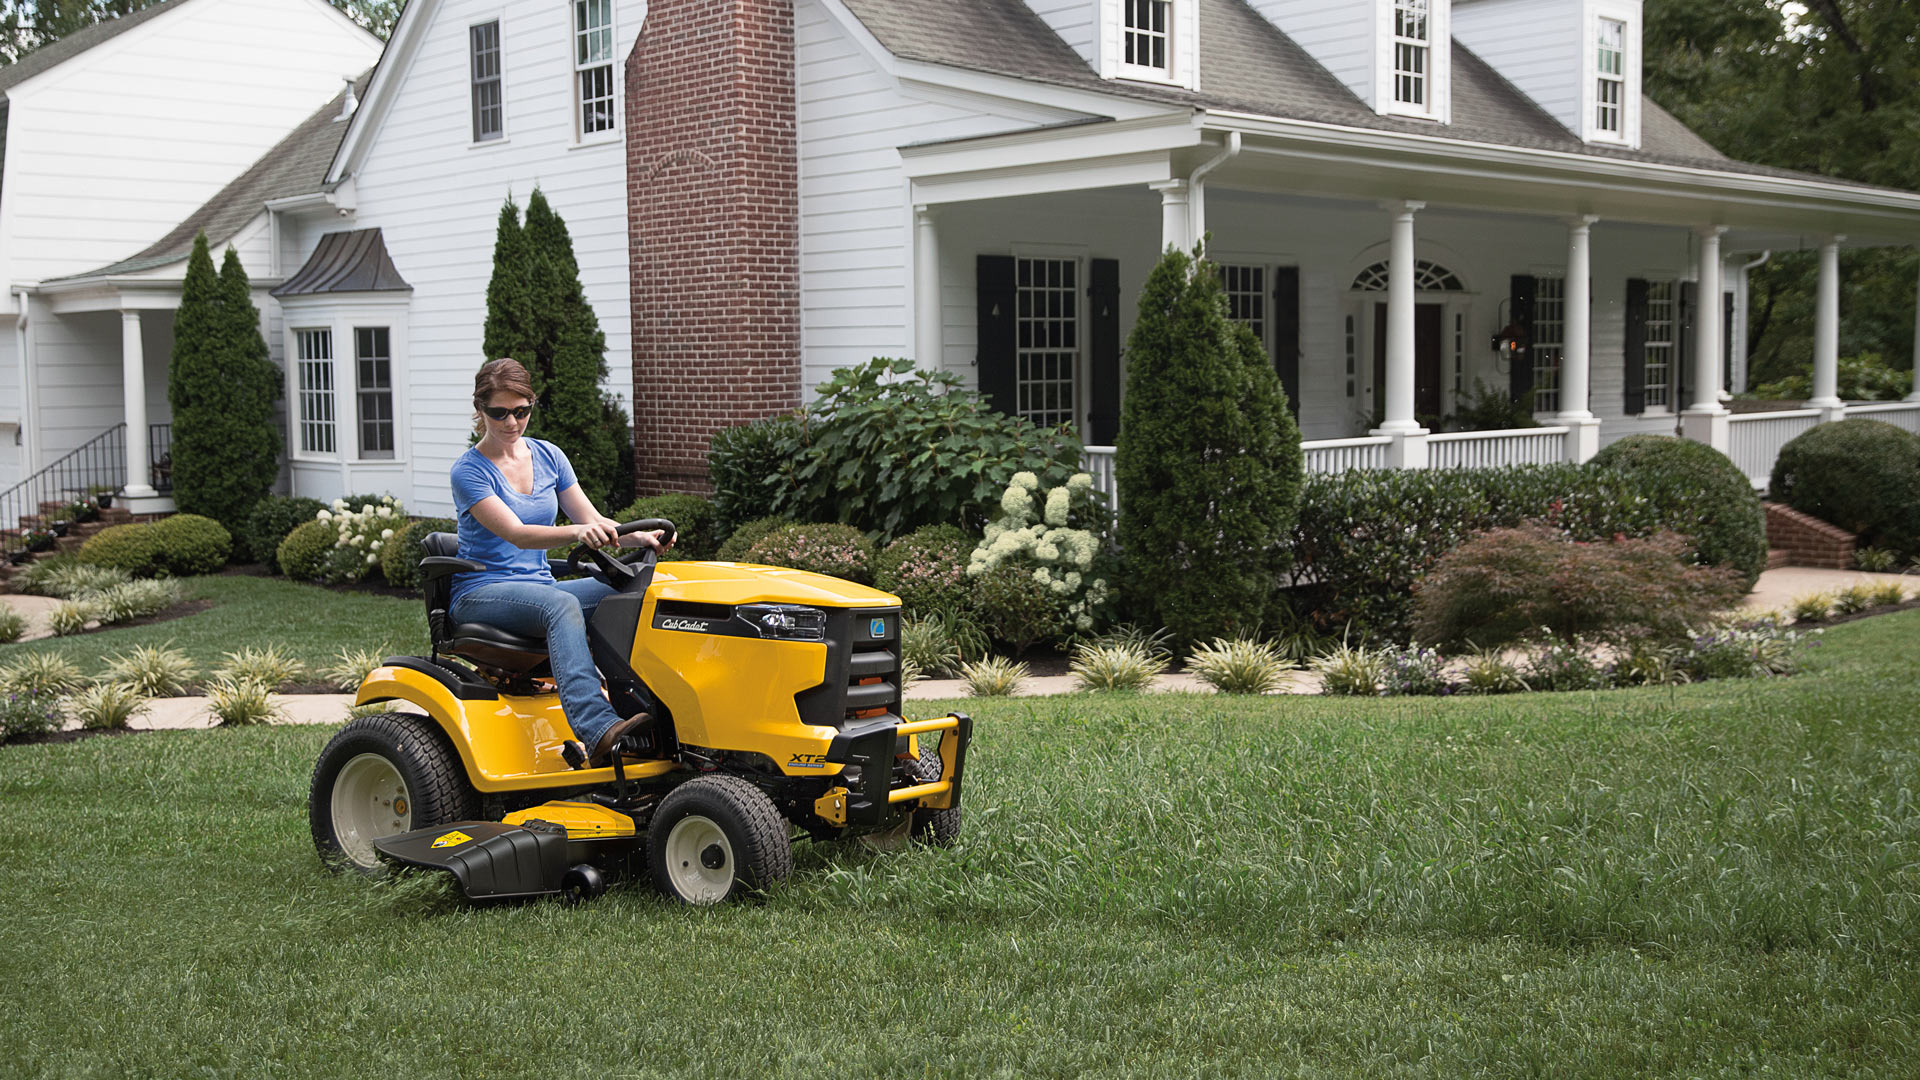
left=739, top=603, right=826, bottom=641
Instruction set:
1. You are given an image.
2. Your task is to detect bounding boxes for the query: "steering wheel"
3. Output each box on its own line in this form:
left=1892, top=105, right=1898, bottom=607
left=566, top=518, right=677, bottom=590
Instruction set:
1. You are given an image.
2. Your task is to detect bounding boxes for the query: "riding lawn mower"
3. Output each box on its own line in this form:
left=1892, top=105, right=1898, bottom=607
left=308, top=519, right=971, bottom=905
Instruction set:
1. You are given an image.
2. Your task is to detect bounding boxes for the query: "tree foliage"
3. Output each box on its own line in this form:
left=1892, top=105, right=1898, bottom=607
left=0, top=0, right=402, bottom=60
left=167, top=235, right=281, bottom=542
left=480, top=190, right=631, bottom=509
left=1115, top=245, right=1304, bottom=648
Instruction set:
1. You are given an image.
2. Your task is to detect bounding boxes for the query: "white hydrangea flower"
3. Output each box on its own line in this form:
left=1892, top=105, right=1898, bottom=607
left=1001, top=485, right=1034, bottom=521
left=1067, top=472, right=1093, bottom=492
left=380, top=529, right=394, bottom=540
left=1011, top=471, right=1039, bottom=492
left=316, top=509, right=332, bottom=522
left=331, top=499, right=346, bottom=511
left=1044, top=487, right=1070, bottom=527
left=365, top=553, right=377, bottom=565
left=349, top=534, right=364, bottom=547
left=1035, top=542, right=1060, bottom=562
left=377, top=506, right=393, bottom=518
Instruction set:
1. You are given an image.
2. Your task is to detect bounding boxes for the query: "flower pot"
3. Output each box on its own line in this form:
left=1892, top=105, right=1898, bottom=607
left=8, top=551, right=31, bottom=565
left=50, top=521, right=70, bottom=538
left=26, top=538, right=52, bottom=553
left=95, top=494, right=113, bottom=509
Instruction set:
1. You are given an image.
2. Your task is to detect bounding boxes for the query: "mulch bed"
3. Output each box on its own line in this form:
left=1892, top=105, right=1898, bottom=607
left=1800, top=595, right=1920, bottom=628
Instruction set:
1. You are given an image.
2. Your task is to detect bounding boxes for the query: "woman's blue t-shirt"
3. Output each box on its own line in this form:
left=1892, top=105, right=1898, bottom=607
left=448, top=438, right=577, bottom=605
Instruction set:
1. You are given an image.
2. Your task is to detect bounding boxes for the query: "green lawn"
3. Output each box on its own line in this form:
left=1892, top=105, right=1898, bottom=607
left=1, top=612, right=1916, bottom=1077
left=3, top=574, right=425, bottom=673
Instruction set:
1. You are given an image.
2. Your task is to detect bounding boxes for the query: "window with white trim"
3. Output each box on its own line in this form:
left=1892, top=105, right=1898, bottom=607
left=574, top=0, right=616, bottom=137
left=1123, top=0, right=1170, bottom=72
left=1015, top=257, right=1078, bottom=430
left=1219, top=264, right=1267, bottom=355
left=470, top=21, right=503, bottom=143
left=356, top=328, right=395, bottom=459
left=296, top=330, right=336, bottom=455
left=1643, top=280, right=1674, bottom=409
left=1595, top=18, right=1625, bottom=136
left=1392, top=0, right=1430, bottom=109
left=1531, top=277, right=1565, bottom=413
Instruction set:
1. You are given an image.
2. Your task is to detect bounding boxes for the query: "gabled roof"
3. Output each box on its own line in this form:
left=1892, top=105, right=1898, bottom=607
left=53, top=73, right=368, bottom=282
left=271, top=227, right=410, bottom=296
left=842, top=0, right=1902, bottom=192
left=0, top=0, right=204, bottom=98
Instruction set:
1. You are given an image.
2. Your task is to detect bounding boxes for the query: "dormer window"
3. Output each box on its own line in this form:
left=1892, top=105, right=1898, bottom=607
left=1101, top=0, right=1194, bottom=88
left=1392, top=0, right=1429, bottom=109
left=1124, top=0, right=1170, bottom=70
left=1595, top=17, right=1625, bottom=136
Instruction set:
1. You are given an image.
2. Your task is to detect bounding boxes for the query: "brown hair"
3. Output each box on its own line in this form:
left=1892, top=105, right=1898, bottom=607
left=473, top=358, right=535, bottom=432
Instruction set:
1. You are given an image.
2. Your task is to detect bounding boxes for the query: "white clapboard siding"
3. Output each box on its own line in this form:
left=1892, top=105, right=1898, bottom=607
left=340, top=0, right=642, bottom=515
left=1453, top=0, right=1583, bottom=134
left=1248, top=1, right=1376, bottom=107
left=0, top=0, right=381, bottom=298
left=1022, top=0, right=1097, bottom=66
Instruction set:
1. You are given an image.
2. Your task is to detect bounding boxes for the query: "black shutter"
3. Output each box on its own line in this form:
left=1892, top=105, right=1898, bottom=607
left=1623, top=278, right=1649, bottom=415
left=976, top=255, right=1017, bottom=417
left=1509, top=275, right=1536, bottom=408
left=1087, top=258, right=1121, bottom=444
left=1676, top=280, right=1697, bottom=410
left=1272, top=266, right=1301, bottom=419
left=1722, top=291, right=1736, bottom=394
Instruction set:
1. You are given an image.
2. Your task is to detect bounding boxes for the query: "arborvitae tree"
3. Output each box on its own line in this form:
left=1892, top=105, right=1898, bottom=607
left=480, top=189, right=631, bottom=507
left=1113, top=244, right=1304, bottom=648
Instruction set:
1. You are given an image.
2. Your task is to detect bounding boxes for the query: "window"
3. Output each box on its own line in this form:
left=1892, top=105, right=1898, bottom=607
left=574, top=0, right=616, bottom=137
left=296, top=330, right=336, bottom=455
left=356, top=328, right=395, bottom=459
left=1595, top=18, right=1625, bottom=135
left=470, top=21, right=503, bottom=143
left=1531, top=277, right=1565, bottom=413
left=1123, top=0, right=1170, bottom=72
left=1219, top=264, right=1267, bottom=355
left=1643, top=280, right=1674, bottom=409
left=1351, top=259, right=1463, bottom=292
left=1392, top=0, right=1430, bottom=109
left=1015, top=257, right=1078, bottom=431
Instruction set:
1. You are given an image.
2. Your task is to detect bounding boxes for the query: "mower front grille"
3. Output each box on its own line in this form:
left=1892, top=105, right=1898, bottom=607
left=793, top=607, right=901, bottom=727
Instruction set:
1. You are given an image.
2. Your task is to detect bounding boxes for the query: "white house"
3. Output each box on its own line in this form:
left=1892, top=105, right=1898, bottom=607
left=0, top=0, right=382, bottom=507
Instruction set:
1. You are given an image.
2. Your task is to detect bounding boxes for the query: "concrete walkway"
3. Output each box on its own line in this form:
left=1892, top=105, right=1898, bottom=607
left=6, top=566, right=1912, bottom=729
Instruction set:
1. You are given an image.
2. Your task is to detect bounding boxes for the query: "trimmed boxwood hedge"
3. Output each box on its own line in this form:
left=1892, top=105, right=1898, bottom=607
left=874, top=524, right=973, bottom=616
left=715, top=516, right=795, bottom=563
left=240, top=495, right=324, bottom=571
left=1770, top=418, right=1920, bottom=558
left=277, top=519, right=335, bottom=582
left=379, top=517, right=457, bottom=591
left=611, top=493, right=721, bottom=561
left=76, top=514, right=231, bottom=578
left=76, top=523, right=165, bottom=578
left=1588, top=435, right=1768, bottom=585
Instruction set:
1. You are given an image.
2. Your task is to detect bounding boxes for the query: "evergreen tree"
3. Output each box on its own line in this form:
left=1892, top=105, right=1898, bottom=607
left=168, top=235, right=282, bottom=541
left=1114, top=244, right=1304, bottom=648
left=481, top=196, right=539, bottom=376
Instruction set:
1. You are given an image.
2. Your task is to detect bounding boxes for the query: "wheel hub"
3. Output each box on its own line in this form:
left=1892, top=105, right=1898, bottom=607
left=330, top=753, right=411, bottom=869
left=663, top=814, right=735, bottom=904
left=700, top=843, right=727, bottom=870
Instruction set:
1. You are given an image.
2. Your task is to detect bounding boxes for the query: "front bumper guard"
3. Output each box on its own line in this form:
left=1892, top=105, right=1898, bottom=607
left=824, top=711, right=972, bottom=828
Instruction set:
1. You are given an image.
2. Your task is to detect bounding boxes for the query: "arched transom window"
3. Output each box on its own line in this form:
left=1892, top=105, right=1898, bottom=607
left=1351, top=259, right=1464, bottom=292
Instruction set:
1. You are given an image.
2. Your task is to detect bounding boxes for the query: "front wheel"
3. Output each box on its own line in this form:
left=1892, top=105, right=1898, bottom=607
left=648, top=776, right=792, bottom=904
left=309, top=712, right=478, bottom=872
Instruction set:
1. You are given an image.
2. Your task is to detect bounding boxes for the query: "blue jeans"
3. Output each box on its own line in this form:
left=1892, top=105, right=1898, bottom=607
left=449, top=577, right=623, bottom=749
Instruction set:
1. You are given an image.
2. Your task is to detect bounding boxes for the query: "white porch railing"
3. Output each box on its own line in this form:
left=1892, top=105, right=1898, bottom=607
left=1428, top=426, right=1570, bottom=470
left=1300, top=436, right=1392, bottom=474
left=1845, top=400, right=1920, bottom=435
left=1727, top=408, right=1822, bottom=489
left=1082, top=445, right=1118, bottom=514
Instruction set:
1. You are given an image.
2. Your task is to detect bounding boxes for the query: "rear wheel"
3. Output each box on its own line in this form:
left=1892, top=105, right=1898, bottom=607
left=648, top=776, right=791, bottom=904
left=310, top=712, right=478, bottom=872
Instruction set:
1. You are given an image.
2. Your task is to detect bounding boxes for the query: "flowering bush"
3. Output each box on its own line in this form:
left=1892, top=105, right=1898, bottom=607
left=1525, top=638, right=1614, bottom=692
left=314, top=495, right=405, bottom=585
left=1682, top=616, right=1812, bottom=679
left=1377, top=644, right=1454, bottom=696
left=968, top=472, right=1109, bottom=633
left=744, top=523, right=876, bottom=584
left=0, top=690, right=63, bottom=740
left=875, top=525, right=974, bottom=616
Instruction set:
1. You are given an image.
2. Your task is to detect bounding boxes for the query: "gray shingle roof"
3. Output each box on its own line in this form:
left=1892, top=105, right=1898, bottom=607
left=53, top=74, right=367, bottom=282
left=845, top=0, right=1908, bottom=192
left=0, top=0, right=204, bottom=98
left=271, top=227, right=410, bottom=296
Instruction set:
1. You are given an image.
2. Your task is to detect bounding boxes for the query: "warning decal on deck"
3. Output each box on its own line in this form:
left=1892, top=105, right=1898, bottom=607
left=431, top=830, right=473, bottom=849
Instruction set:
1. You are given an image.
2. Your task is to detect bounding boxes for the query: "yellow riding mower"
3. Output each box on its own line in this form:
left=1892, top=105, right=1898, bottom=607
left=308, top=518, right=971, bottom=905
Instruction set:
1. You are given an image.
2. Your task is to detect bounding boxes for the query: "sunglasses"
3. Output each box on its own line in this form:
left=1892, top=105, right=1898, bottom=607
left=481, top=405, right=533, bottom=421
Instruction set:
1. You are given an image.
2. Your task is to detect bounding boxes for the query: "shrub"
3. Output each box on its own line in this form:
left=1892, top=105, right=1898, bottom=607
left=960, top=656, right=1028, bottom=698
left=1615, top=641, right=1691, bottom=687
left=1082, top=623, right=1176, bottom=665
left=1187, top=637, right=1291, bottom=695
left=1789, top=592, right=1833, bottom=622
left=1311, top=642, right=1386, bottom=696
left=1749, top=352, right=1914, bottom=402
left=277, top=520, right=335, bottom=582
left=1414, top=525, right=1746, bottom=649
left=716, top=516, right=795, bottom=563
left=875, top=525, right=975, bottom=617
left=1116, top=246, right=1303, bottom=649
left=967, top=473, right=1109, bottom=633
left=1446, top=379, right=1541, bottom=432
left=1770, top=418, right=1920, bottom=558
left=969, top=564, right=1062, bottom=655
left=744, top=523, right=876, bottom=583
left=214, top=644, right=306, bottom=690
left=611, top=494, right=722, bottom=560
left=900, top=615, right=962, bottom=680
left=1683, top=617, right=1807, bottom=679
left=0, top=610, right=23, bottom=644
left=0, top=690, right=63, bottom=740
left=1869, top=581, right=1909, bottom=607
left=148, top=514, right=232, bottom=576
left=0, top=653, right=85, bottom=697
left=379, top=517, right=458, bottom=591
left=1456, top=649, right=1527, bottom=694
left=315, top=496, right=406, bottom=584
left=242, top=496, right=325, bottom=571
left=1376, top=645, right=1453, bottom=696
left=1831, top=584, right=1876, bottom=615
left=1588, top=435, right=1769, bottom=585
left=318, top=646, right=389, bottom=692
left=77, top=523, right=165, bottom=578
left=1526, top=639, right=1614, bottom=691
left=706, top=414, right=800, bottom=534
left=12, top=560, right=129, bottom=599
left=47, top=601, right=96, bottom=636
left=206, top=676, right=281, bottom=726
left=103, top=644, right=198, bottom=697
left=71, top=683, right=145, bottom=730
left=1069, top=642, right=1163, bottom=692
left=95, top=579, right=185, bottom=623
left=1855, top=546, right=1900, bottom=572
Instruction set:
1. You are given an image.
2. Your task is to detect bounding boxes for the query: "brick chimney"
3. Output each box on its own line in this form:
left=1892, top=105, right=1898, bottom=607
left=626, top=0, right=802, bottom=495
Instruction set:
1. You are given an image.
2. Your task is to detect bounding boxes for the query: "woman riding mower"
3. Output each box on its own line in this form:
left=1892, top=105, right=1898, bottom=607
left=449, top=358, right=667, bottom=766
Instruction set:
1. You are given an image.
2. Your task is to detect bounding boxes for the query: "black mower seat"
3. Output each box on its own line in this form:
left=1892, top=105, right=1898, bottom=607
left=448, top=622, right=548, bottom=657
left=419, top=532, right=553, bottom=676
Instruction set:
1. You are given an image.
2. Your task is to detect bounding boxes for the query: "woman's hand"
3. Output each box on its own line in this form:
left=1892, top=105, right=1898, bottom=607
left=570, top=521, right=617, bottom=548
left=618, top=528, right=670, bottom=552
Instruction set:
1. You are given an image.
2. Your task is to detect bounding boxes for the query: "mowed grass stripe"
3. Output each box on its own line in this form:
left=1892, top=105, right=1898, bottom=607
left=0, top=612, right=1915, bottom=1077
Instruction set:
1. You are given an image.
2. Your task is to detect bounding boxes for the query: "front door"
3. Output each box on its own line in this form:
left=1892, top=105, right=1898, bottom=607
left=1372, top=303, right=1444, bottom=422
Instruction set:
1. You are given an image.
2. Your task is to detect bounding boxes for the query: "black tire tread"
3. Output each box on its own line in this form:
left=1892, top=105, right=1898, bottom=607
left=909, top=750, right=963, bottom=848
left=649, top=774, right=793, bottom=902
left=308, top=711, right=479, bottom=871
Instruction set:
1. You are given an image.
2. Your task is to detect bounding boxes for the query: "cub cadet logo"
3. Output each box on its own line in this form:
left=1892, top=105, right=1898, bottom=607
left=788, top=753, right=829, bottom=770
left=431, top=830, right=473, bottom=849
left=659, top=617, right=711, bottom=633
left=869, top=618, right=887, bottom=638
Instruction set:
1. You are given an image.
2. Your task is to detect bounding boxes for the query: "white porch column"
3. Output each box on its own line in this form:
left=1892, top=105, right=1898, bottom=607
left=1150, top=179, right=1191, bottom=254
left=1681, top=226, right=1730, bottom=452
left=120, top=310, right=157, bottom=499
left=1559, top=215, right=1602, bottom=463
left=1809, top=234, right=1846, bottom=420
left=1372, top=200, right=1429, bottom=467
left=913, top=205, right=941, bottom=370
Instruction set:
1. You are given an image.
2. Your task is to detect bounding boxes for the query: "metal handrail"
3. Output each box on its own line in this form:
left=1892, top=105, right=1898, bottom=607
left=0, top=424, right=128, bottom=555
